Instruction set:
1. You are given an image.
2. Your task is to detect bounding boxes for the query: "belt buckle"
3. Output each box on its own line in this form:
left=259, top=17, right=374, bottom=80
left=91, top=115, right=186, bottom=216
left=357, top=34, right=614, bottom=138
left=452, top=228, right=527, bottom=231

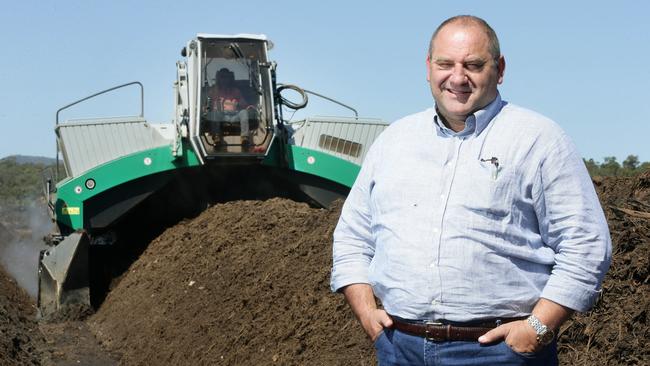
left=423, top=321, right=444, bottom=341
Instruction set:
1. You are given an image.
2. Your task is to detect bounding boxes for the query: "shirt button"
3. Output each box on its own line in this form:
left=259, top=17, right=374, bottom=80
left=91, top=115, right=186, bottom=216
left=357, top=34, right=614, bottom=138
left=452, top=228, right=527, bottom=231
left=439, top=194, right=445, bottom=200
left=432, top=228, right=439, bottom=233
left=431, top=300, right=439, bottom=305
left=429, top=262, right=435, bottom=268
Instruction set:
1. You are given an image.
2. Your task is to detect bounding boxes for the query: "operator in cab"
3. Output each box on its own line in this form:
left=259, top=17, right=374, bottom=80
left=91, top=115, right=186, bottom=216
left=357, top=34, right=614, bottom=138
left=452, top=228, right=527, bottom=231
left=208, top=68, right=254, bottom=150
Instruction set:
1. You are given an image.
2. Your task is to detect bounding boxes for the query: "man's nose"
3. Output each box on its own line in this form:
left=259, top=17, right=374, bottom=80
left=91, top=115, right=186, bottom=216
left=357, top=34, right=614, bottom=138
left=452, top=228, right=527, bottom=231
left=449, top=64, right=468, bottom=85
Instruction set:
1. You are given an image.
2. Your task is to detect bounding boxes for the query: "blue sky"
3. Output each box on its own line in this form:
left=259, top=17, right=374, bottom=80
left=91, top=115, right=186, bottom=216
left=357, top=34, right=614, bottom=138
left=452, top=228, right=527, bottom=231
left=1, top=1, right=648, bottom=163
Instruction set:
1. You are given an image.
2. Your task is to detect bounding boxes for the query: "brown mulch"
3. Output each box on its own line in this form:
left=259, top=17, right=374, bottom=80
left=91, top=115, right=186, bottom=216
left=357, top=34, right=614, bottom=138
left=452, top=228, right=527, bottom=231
left=89, top=199, right=372, bottom=365
left=557, top=173, right=650, bottom=365
left=0, top=266, right=43, bottom=365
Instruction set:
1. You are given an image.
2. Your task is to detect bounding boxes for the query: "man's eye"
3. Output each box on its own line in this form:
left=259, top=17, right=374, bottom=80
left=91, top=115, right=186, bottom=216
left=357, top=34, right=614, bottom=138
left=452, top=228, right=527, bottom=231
left=465, top=63, right=484, bottom=71
left=436, top=62, right=453, bottom=70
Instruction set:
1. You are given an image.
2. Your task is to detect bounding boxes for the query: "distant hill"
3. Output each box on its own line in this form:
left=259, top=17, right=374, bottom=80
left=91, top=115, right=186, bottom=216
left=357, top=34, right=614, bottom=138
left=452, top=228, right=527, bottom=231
left=0, top=156, right=55, bottom=207
left=1, top=155, right=57, bottom=165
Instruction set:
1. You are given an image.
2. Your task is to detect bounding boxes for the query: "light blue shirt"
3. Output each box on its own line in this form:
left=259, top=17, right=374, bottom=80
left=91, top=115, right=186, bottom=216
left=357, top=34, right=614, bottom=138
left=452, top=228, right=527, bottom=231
left=330, top=95, right=612, bottom=321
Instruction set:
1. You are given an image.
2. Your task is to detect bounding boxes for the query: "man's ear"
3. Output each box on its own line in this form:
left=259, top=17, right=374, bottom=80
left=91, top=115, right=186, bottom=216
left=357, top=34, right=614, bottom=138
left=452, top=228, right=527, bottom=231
left=426, top=56, right=432, bottom=82
left=497, top=56, right=506, bottom=84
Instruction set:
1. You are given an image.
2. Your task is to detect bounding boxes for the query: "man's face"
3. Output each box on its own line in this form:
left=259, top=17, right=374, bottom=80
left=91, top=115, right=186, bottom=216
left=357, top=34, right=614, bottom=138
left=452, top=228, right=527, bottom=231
left=217, top=71, right=234, bottom=87
left=426, top=23, right=505, bottom=124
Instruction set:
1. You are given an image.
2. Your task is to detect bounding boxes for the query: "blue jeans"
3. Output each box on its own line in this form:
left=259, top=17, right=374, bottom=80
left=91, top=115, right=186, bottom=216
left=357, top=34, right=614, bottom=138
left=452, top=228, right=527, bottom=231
left=374, top=328, right=557, bottom=366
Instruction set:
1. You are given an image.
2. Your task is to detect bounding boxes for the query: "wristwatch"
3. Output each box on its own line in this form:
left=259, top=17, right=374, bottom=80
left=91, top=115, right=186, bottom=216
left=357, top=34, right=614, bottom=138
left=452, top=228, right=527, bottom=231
left=526, top=314, right=555, bottom=345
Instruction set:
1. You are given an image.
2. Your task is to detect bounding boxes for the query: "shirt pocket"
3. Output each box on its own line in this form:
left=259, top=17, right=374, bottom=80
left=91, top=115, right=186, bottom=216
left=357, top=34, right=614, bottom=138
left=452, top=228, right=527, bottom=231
left=458, top=159, right=516, bottom=220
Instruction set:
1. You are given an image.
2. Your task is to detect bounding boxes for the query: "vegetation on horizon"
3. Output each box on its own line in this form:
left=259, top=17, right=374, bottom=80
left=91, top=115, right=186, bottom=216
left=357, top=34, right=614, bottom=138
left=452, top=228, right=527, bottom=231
left=0, top=159, right=53, bottom=206
left=584, top=155, right=650, bottom=177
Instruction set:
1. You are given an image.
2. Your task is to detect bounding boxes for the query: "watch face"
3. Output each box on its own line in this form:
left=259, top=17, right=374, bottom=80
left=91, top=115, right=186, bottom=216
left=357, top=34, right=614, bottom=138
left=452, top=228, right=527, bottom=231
left=538, top=330, right=555, bottom=345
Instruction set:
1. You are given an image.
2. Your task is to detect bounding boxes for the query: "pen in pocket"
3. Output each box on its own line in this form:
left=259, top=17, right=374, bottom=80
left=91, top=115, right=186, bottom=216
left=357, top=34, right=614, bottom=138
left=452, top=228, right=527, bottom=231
left=480, top=157, right=499, bottom=180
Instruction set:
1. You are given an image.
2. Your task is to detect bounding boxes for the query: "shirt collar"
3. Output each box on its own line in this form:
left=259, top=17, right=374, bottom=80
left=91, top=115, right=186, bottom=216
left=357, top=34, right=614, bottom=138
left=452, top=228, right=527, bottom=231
left=433, top=93, right=504, bottom=137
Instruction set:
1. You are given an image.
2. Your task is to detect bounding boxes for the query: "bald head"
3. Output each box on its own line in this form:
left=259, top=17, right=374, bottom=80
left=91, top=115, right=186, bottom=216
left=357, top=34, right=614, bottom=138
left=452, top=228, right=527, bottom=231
left=428, top=15, right=501, bottom=63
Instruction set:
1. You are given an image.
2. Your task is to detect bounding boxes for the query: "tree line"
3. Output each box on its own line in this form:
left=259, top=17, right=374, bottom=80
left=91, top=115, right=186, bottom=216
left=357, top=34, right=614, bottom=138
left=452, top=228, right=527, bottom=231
left=584, top=155, right=650, bottom=177
left=0, top=158, right=52, bottom=206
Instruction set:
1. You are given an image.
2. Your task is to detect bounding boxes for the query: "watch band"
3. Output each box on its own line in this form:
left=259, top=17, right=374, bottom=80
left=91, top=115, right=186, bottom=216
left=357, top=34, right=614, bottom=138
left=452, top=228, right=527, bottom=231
left=526, top=314, right=555, bottom=345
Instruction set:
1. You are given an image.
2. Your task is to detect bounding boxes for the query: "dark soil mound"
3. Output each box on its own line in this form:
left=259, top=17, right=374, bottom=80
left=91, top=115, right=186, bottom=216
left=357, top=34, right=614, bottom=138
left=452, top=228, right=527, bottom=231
left=557, top=172, right=650, bottom=365
left=0, top=267, right=43, bottom=365
left=89, top=199, right=372, bottom=365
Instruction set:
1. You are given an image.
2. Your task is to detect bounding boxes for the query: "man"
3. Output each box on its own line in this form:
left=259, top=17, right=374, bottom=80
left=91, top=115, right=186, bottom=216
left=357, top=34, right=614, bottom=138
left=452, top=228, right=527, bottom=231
left=330, top=15, right=611, bottom=365
left=208, top=68, right=253, bottom=149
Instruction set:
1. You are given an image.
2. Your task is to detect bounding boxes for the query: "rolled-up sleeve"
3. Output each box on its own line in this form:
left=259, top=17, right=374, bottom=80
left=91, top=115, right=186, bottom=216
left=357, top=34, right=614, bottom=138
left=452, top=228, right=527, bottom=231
left=534, top=133, right=612, bottom=312
left=330, top=143, right=379, bottom=292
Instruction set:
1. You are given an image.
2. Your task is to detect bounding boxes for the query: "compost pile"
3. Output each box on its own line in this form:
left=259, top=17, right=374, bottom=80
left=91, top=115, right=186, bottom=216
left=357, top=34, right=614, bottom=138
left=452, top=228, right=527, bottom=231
left=1, top=173, right=649, bottom=365
left=0, top=267, right=42, bottom=365
left=89, top=198, right=373, bottom=365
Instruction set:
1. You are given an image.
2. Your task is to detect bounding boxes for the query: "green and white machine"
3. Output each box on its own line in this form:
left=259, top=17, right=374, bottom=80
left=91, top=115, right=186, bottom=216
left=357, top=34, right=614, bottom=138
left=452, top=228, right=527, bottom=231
left=38, top=34, right=387, bottom=315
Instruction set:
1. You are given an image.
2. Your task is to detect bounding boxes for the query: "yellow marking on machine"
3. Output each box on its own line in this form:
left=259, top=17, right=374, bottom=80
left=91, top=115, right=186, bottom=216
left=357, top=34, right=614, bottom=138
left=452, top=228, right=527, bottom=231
left=62, top=207, right=80, bottom=215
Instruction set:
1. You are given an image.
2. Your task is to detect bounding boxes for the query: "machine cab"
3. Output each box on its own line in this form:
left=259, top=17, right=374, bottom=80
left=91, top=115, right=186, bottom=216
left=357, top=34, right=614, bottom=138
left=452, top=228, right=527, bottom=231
left=180, top=34, right=276, bottom=159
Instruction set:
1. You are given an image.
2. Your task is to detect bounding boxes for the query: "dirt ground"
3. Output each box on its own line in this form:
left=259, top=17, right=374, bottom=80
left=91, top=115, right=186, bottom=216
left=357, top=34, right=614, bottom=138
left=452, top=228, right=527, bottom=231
left=0, top=263, right=119, bottom=366
left=89, top=198, right=372, bottom=365
left=0, top=173, right=648, bottom=365
left=0, top=267, right=42, bottom=365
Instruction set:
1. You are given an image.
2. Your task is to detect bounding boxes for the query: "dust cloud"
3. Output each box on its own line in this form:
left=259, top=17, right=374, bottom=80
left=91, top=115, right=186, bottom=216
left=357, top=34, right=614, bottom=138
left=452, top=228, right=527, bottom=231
left=0, top=201, right=52, bottom=299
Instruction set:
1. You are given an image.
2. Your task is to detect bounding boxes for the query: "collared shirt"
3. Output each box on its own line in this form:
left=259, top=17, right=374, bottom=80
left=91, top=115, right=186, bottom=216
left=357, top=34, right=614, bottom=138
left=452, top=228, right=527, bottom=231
left=330, top=95, right=612, bottom=322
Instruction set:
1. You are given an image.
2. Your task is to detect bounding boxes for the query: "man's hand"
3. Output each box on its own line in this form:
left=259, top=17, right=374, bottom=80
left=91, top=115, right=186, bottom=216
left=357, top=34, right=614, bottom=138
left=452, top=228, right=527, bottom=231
left=341, top=284, right=393, bottom=341
left=478, top=298, right=573, bottom=353
left=478, top=320, right=539, bottom=353
left=360, top=308, right=393, bottom=341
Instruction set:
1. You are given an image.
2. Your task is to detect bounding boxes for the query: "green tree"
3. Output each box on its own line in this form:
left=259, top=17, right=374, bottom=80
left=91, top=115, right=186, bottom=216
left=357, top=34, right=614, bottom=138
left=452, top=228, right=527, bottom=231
left=600, top=156, right=620, bottom=176
left=623, top=155, right=640, bottom=170
left=639, top=161, right=650, bottom=173
left=583, top=158, right=600, bottom=176
left=584, top=156, right=650, bottom=177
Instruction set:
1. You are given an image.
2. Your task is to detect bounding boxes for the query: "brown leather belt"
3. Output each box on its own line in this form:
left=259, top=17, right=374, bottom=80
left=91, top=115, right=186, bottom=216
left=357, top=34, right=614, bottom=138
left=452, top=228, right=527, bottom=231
left=389, top=316, right=526, bottom=342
